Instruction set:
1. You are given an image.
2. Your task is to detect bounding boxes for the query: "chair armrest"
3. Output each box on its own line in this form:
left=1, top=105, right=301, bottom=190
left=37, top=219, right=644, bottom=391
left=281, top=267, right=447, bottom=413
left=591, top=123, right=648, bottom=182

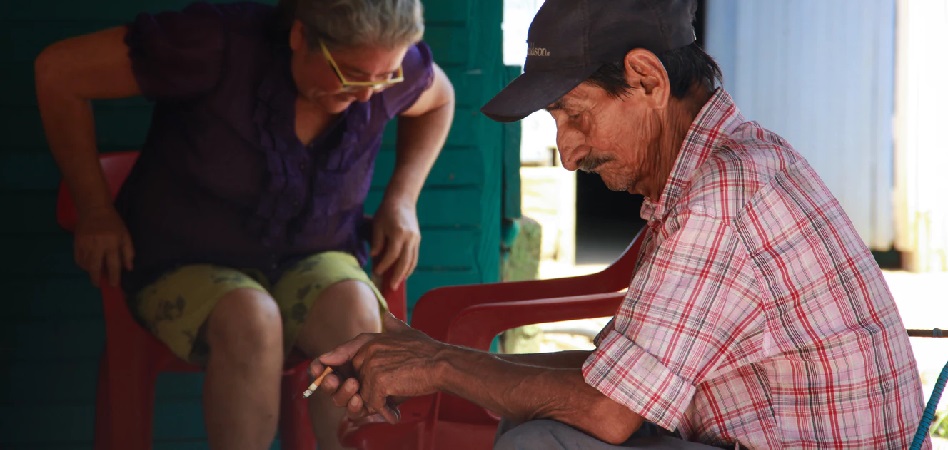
left=442, top=292, right=625, bottom=350
left=411, top=230, right=644, bottom=340
left=56, top=151, right=139, bottom=232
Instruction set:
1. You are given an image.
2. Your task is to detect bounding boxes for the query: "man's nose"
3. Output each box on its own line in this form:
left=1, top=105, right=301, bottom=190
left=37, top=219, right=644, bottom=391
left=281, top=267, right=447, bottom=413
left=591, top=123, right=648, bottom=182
left=556, top=134, right=582, bottom=171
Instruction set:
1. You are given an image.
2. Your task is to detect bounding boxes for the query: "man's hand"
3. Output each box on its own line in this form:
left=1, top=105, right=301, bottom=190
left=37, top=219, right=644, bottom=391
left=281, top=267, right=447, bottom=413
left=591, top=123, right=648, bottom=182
left=370, top=198, right=420, bottom=290
left=316, top=314, right=444, bottom=424
left=74, top=205, right=134, bottom=287
left=308, top=359, right=389, bottom=423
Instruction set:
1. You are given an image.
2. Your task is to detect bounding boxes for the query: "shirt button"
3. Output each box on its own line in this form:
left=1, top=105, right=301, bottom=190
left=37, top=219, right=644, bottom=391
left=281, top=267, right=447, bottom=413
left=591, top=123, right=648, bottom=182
left=298, top=162, right=306, bottom=171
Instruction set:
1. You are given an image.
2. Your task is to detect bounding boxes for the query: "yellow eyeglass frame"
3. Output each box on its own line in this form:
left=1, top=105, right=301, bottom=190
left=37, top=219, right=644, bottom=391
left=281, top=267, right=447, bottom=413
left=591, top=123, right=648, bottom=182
left=318, top=39, right=404, bottom=93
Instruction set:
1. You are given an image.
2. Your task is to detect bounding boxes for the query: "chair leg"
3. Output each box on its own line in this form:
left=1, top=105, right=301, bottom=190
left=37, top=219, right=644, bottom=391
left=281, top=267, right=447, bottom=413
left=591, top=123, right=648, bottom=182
left=101, top=347, right=158, bottom=450
left=280, top=367, right=317, bottom=450
left=93, top=356, right=111, bottom=450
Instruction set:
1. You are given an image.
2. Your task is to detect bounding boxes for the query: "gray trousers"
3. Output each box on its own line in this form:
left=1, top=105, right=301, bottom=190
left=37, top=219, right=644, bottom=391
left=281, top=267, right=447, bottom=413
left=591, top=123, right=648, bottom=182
left=493, top=419, right=724, bottom=450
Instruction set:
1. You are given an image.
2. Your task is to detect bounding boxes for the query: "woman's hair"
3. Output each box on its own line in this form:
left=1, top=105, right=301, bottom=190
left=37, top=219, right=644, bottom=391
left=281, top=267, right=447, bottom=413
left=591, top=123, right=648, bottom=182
left=278, top=0, right=424, bottom=49
left=586, top=42, right=723, bottom=99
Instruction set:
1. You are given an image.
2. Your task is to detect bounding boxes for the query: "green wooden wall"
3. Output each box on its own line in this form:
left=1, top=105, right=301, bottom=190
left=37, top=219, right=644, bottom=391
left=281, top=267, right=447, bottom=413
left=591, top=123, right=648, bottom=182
left=370, top=0, right=510, bottom=309
left=0, top=0, right=511, bottom=448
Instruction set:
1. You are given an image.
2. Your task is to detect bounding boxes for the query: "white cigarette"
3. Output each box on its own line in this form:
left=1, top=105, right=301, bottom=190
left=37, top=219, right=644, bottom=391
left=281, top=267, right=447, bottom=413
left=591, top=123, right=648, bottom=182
left=303, top=367, right=333, bottom=398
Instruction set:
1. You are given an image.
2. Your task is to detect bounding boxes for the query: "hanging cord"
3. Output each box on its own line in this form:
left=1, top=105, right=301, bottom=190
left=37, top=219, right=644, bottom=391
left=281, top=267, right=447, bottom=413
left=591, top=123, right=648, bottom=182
left=910, top=357, right=948, bottom=450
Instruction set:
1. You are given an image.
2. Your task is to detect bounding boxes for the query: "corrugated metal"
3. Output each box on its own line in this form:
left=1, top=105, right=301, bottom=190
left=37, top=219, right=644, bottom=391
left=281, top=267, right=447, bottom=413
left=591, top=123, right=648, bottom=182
left=893, top=0, right=948, bottom=271
left=705, top=0, right=896, bottom=250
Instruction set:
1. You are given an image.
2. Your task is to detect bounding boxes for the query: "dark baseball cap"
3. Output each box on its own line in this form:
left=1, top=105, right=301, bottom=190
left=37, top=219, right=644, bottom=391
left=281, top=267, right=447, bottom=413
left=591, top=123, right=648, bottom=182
left=481, top=0, right=697, bottom=123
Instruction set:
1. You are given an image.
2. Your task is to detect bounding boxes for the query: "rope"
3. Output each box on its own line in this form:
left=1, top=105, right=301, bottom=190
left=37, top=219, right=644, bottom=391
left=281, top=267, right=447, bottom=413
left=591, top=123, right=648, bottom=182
left=910, top=359, right=948, bottom=450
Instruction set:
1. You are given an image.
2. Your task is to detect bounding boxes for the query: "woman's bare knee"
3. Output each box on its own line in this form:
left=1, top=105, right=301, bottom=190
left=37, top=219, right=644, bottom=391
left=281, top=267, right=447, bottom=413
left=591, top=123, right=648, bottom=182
left=296, top=280, right=381, bottom=355
left=205, top=288, right=283, bottom=359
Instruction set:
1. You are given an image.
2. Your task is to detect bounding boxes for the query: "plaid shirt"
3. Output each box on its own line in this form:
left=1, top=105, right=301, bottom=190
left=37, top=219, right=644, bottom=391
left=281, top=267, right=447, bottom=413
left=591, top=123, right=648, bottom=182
left=583, top=89, right=928, bottom=449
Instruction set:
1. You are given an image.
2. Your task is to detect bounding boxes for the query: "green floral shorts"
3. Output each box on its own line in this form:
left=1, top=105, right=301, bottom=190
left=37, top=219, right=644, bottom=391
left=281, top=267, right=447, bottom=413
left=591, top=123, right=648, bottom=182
left=132, top=251, right=386, bottom=364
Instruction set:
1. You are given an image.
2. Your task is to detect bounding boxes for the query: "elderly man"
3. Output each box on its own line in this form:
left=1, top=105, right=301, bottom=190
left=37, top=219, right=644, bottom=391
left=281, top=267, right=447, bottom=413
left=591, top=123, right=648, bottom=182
left=312, top=0, right=930, bottom=448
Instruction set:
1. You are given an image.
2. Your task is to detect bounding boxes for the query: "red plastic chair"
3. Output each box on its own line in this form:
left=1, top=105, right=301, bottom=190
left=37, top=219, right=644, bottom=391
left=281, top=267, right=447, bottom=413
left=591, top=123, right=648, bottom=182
left=341, top=229, right=647, bottom=450
left=55, top=150, right=407, bottom=450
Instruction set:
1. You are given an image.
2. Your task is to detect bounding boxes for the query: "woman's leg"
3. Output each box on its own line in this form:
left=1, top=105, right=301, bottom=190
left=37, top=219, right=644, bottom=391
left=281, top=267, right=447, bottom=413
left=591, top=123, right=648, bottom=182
left=273, top=252, right=384, bottom=450
left=134, top=265, right=284, bottom=450
left=203, top=287, right=284, bottom=449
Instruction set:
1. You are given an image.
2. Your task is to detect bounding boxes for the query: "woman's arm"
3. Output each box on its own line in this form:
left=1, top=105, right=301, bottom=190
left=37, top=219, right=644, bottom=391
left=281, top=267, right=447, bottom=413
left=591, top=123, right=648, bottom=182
left=35, top=26, right=141, bottom=286
left=370, top=63, right=455, bottom=287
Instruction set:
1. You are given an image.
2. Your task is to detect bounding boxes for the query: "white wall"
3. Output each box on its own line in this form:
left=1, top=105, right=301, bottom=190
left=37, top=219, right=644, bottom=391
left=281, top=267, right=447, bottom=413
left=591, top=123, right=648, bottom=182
left=502, top=0, right=558, bottom=165
left=894, top=0, right=948, bottom=271
left=705, top=0, right=897, bottom=251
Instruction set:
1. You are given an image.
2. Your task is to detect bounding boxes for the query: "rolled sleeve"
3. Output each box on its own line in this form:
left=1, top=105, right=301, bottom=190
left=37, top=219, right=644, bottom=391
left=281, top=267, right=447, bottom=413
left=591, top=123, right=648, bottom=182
left=584, top=329, right=697, bottom=431
left=381, top=41, right=435, bottom=117
left=583, top=209, right=763, bottom=434
left=592, top=317, right=615, bottom=347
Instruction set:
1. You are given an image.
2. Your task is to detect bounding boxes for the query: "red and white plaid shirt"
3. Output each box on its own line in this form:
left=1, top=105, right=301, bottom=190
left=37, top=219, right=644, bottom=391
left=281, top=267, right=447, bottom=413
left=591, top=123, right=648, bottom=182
left=583, top=89, right=928, bottom=449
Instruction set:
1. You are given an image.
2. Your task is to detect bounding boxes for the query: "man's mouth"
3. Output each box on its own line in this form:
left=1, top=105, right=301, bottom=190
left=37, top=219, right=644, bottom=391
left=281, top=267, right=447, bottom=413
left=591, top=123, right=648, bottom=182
left=578, top=157, right=609, bottom=173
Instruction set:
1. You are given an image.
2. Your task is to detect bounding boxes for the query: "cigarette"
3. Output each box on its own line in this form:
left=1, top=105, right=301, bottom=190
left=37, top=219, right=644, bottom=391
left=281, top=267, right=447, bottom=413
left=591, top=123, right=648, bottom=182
left=302, top=367, right=333, bottom=398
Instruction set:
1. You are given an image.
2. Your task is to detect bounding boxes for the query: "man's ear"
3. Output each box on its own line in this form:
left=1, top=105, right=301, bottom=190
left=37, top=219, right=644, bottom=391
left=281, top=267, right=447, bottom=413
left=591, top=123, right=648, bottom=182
left=623, top=49, right=670, bottom=109
left=289, top=20, right=305, bottom=51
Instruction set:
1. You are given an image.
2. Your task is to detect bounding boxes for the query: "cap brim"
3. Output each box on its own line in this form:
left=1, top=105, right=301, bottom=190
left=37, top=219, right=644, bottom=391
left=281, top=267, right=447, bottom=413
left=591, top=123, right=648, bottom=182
left=480, top=65, right=599, bottom=123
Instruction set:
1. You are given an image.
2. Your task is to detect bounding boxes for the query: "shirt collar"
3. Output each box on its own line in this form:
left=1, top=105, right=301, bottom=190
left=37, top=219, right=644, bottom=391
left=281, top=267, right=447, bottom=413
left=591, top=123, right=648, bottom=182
left=641, top=88, right=745, bottom=222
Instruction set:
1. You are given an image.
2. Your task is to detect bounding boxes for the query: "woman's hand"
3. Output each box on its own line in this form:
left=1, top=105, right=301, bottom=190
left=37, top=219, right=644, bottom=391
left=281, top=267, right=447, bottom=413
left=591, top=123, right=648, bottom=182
left=370, top=198, right=420, bottom=289
left=74, top=205, right=134, bottom=287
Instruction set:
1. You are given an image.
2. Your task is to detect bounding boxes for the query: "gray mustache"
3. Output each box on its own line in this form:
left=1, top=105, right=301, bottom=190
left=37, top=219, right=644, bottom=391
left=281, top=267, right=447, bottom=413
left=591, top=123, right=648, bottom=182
left=578, top=157, right=610, bottom=172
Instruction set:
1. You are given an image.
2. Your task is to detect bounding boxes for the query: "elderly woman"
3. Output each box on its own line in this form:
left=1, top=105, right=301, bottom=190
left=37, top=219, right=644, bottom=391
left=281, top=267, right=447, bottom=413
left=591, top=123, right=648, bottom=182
left=33, top=0, right=454, bottom=448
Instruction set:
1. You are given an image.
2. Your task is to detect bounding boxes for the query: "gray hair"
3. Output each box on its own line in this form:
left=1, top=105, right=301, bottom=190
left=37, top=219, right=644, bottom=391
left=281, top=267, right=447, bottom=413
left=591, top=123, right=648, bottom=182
left=284, top=0, right=424, bottom=49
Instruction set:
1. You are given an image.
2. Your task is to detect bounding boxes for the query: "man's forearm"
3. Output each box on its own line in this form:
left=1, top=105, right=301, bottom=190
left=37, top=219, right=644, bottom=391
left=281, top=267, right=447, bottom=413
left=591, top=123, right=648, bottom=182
left=432, top=345, right=643, bottom=444
left=496, top=350, right=592, bottom=369
left=434, top=346, right=585, bottom=423
left=320, top=316, right=642, bottom=445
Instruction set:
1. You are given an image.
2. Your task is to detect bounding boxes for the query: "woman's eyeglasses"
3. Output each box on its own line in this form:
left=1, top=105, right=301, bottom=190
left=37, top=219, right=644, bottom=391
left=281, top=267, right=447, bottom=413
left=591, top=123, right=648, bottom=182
left=318, top=39, right=404, bottom=93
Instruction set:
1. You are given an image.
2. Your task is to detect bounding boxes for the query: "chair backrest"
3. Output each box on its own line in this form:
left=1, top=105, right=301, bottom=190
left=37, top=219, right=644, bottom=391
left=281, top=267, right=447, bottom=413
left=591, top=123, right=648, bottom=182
left=407, top=229, right=647, bottom=433
left=56, top=151, right=139, bottom=231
